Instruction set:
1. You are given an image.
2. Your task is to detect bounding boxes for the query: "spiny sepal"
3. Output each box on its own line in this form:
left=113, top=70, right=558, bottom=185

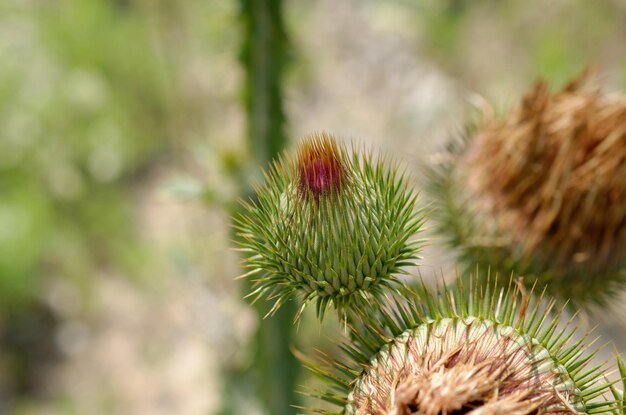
left=304, top=273, right=623, bottom=414
left=236, top=132, right=426, bottom=321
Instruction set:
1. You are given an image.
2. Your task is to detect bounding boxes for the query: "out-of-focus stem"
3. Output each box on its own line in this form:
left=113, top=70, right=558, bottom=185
left=233, top=1, right=298, bottom=414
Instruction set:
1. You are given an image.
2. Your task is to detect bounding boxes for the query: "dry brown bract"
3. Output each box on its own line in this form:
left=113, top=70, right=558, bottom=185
left=348, top=319, right=578, bottom=415
left=463, top=70, right=626, bottom=269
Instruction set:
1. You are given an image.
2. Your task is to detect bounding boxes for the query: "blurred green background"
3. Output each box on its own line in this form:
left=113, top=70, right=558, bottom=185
left=1, top=0, right=626, bottom=414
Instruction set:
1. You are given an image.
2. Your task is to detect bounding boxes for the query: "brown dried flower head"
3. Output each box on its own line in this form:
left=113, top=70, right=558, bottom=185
left=464, top=70, right=626, bottom=268
left=307, top=276, right=622, bottom=415
left=350, top=319, right=576, bottom=415
left=428, top=69, right=626, bottom=304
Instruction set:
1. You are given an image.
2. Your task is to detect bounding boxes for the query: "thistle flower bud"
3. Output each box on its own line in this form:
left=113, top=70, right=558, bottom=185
left=236, top=133, right=425, bottom=320
left=426, top=70, right=626, bottom=306
left=307, top=275, right=622, bottom=414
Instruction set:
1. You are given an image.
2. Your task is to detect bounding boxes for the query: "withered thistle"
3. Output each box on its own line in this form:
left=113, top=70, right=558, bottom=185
left=236, top=133, right=425, bottom=320
left=426, top=70, right=626, bottom=306
left=305, top=275, right=622, bottom=415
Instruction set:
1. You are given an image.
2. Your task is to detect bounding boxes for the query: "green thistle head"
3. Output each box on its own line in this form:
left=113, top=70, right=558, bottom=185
left=236, top=133, right=425, bottom=320
left=306, top=274, right=623, bottom=414
left=425, top=71, right=626, bottom=307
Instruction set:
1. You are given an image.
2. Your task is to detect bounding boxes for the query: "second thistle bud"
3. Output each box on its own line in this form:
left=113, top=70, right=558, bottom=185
left=237, top=133, right=425, bottom=320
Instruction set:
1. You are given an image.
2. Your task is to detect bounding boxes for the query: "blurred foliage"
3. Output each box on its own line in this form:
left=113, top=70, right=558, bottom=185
left=0, top=0, right=172, bottom=405
left=0, top=0, right=170, bottom=311
left=415, top=0, right=626, bottom=94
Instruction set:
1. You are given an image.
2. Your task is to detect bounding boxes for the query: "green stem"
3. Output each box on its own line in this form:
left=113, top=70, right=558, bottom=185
left=240, top=0, right=289, bottom=160
left=222, top=1, right=299, bottom=414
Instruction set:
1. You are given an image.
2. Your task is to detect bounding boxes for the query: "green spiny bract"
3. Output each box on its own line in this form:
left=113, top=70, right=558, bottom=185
left=425, top=71, right=626, bottom=307
left=236, top=133, right=425, bottom=321
left=305, top=274, right=623, bottom=415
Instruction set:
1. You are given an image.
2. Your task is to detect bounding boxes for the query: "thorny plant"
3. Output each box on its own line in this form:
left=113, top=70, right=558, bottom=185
left=303, top=276, right=626, bottom=415
left=235, top=105, right=626, bottom=414
left=237, top=132, right=425, bottom=322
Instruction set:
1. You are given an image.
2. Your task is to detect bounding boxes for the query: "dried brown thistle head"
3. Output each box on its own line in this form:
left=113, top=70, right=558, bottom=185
left=350, top=319, right=575, bottom=415
left=464, top=70, right=626, bottom=270
left=306, top=275, right=621, bottom=415
left=427, top=69, right=626, bottom=305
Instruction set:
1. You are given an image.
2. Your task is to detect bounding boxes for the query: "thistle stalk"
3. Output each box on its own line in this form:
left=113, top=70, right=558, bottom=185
left=228, top=1, right=298, bottom=414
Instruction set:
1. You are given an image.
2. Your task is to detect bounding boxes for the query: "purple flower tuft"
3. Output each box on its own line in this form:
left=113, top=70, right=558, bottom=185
left=297, top=133, right=345, bottom=198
